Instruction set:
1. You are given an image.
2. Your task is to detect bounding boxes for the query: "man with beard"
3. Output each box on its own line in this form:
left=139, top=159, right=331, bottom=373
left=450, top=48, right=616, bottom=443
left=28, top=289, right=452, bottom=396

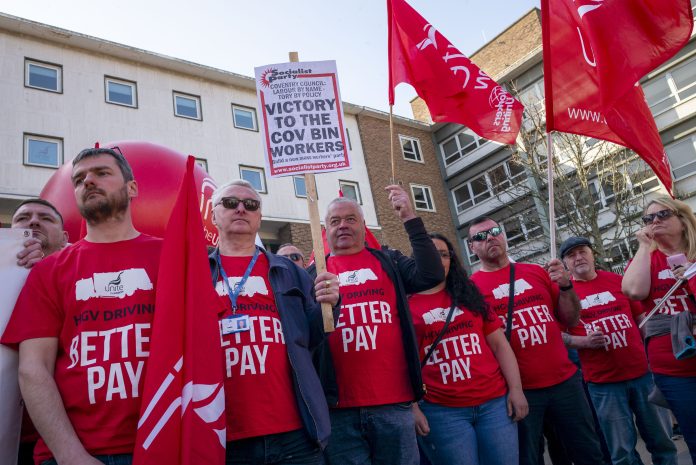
left=2, top=146, right=162, bottom=465
left=12, top=198, right=69, bottom=269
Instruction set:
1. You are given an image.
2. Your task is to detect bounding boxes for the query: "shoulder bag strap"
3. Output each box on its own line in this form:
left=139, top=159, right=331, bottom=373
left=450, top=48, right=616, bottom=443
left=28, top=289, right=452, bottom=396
left=505, top=263, right=516, bottom=341
left=421, top=302, right=457, bottom=368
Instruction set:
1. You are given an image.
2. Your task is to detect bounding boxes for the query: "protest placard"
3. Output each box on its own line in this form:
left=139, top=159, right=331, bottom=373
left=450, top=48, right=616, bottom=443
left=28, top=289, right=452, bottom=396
left=254, top=60, right=350, bottom=177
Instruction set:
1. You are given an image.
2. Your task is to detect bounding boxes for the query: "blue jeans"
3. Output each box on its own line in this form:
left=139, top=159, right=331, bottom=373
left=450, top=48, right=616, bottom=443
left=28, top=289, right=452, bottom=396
left=419, top=395, right=518, bottom=465
left=226, top=428, right=320, bottom=465
left=587, top=373, right=677, bottom=465
left=324, top=402, right=418, bottom=465
left=42, top=455, right=132, bottom=465
left=653, top=373, right=696, bottom=464
left=519, top=370, right=605, bottom=465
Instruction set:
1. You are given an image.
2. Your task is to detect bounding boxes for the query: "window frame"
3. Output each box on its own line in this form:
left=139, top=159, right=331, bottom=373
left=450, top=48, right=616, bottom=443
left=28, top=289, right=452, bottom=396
left=173, top=91, right=202, bottom=120
left=644, top=55, right=696, bottom=116
left=293, top=175, right=307, bottom=198
left=339, top=180, right=362, bottom=204
left=23, top=133, right=63, bottom=169
left=666, top=135, right=696, bottom=180
left=104, top=76, right=138, bottom=108
left=231, top=104, right=258, bottom=131
left=410, top=184, right=435, bottom=212
left=440, top=129, right=487, bottom=167
left=24, top=58, right=62, bottom=93
left=194, top=158, right=208, bottom=172
left=239, top=165, right=267, bottom=194
left=399, top=135, right=424, bottom=163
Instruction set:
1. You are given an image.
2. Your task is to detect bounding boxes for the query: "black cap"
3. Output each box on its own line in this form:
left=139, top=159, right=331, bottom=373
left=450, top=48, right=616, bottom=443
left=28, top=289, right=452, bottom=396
left=560, top=236, right=592, bottom=259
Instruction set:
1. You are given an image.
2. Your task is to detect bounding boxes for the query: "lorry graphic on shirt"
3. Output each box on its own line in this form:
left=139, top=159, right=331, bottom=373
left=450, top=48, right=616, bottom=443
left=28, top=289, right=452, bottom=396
left=492, top=279, right=533, bottom=300
left=580, top=291, right=616, bottom=310
left=422, top=306, right=464, bottom=325
left=658, top=268, right=676, bottom=280
left=215, top=276, right=269, bottom=297
left=75, top=268, right=153, bottom=301
left=338, top=268, right=378, bottom=287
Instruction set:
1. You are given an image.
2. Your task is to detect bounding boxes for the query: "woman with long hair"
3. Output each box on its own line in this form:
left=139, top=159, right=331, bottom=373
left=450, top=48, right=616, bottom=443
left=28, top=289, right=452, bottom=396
left=622, top=196, right=696, bottom=462
left=409, top=233, right=528, bottom=465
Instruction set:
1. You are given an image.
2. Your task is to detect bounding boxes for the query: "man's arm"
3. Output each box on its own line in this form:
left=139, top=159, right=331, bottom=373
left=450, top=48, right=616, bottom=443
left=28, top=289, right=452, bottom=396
left=486, top=329, right=528, bottom=421
left=547, top=259, right=580, bottom=327
left=18, top=338, right=101, bottom=465
left=561, top=331, right=607, bottom=350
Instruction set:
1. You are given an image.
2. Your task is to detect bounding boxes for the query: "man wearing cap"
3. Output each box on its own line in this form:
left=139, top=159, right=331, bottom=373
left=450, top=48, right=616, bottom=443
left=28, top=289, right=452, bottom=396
left=560, top=236, right=677, bottom=465
left=467, top=216, right=605, bottom=465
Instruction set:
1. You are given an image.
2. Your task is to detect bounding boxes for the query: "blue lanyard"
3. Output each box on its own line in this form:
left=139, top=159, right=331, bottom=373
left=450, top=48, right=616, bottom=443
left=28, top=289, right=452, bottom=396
left=216, top=247, right=260, bottom=313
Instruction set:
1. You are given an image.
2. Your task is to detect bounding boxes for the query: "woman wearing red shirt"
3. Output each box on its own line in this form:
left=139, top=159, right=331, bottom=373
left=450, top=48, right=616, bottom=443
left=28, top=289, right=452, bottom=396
left=410, top=234, right=527, bottom=465
left=623, top=196, right=696, bottom=463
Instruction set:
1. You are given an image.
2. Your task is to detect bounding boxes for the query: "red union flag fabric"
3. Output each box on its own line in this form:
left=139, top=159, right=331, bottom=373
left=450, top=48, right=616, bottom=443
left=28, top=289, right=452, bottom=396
left=388, top=0, right=524, bottom=145
left=133, top=156, right=226, bottom=465
left=542, top=0, right=694, bottom=196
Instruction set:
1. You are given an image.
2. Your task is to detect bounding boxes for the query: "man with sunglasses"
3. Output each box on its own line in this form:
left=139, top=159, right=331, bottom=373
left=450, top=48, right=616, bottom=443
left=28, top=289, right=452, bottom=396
left=208, top=179, right=340, bottom=465
left=2, top=146, right=162, bottom=465
left=310, top=185, right=443, bottom=465
left=277, top=243, right=306, bottom=268
left=467, top=217, right=605, bottom=465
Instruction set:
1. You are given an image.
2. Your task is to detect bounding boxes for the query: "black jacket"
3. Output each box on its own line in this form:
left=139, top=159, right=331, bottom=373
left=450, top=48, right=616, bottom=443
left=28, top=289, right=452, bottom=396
left=308, top=217, right=444, bottom=406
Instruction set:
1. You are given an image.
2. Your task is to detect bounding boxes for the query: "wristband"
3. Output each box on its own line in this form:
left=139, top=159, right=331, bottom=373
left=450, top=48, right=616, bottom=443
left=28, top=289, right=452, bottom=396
left=559, top=282, right=573, bottom=291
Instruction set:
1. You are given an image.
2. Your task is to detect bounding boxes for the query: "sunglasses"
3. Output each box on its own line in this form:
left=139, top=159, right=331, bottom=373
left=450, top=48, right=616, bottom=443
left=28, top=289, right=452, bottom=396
left=281, top=253, right=304, bottom=262
left=642, top=209, right=676, bottom=225
left=217, top=197, right=261, bottom=211
left=469, top=226, right=503, bottom=242
left=77, top=146, right=125, bottom=158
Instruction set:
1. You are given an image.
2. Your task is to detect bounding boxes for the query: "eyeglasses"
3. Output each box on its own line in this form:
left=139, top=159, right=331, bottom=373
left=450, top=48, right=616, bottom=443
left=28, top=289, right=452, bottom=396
left=469, top=226, right=503, bottom=242
left=642, top=209, right=676, bottom=225
left=217, top=197, right=261, bottom=212
left=437, top=250, right=451, bottom=259
left=281, top=253, right=304, bottom=262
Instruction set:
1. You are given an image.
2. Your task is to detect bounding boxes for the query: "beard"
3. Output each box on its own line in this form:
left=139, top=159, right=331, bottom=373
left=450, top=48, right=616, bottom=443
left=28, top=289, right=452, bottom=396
left=79, top=184, right=130, bottom=224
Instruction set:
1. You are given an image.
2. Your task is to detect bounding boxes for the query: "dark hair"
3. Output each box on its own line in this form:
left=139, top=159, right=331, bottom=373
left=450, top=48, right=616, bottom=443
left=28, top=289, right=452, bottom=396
left=429, top=233, right=490, bottom=320
left=467, top=216, right=498, bottom=238
left=14, top=198, right=64, bottom=225
left=73, top=146, right=134, bottom=182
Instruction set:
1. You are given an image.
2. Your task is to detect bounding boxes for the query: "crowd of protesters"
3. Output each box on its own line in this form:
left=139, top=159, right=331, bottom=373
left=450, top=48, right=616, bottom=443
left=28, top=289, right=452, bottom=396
left=3, top=145, right=696, bottom=465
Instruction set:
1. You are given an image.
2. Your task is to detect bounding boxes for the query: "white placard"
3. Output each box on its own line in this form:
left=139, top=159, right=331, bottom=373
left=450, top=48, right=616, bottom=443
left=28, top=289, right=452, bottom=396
left=254, top=60, right=351, bottom=177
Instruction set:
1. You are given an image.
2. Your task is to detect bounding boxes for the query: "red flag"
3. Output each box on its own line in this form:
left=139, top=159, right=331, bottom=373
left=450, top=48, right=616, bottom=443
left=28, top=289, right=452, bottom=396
left=133, top=157, right=226, bottom=465
left=542, top=0, right=694, bottom=196
left=388, top=0, right=524, bottom=145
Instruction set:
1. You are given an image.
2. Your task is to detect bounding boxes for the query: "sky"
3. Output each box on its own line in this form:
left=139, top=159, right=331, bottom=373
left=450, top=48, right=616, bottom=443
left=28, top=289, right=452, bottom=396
left=1, top=0, right=540, bottom=118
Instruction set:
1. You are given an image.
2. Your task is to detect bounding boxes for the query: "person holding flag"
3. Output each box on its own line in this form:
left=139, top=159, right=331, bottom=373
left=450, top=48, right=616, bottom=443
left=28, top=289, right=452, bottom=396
left=208, top=179, right=340, bottom=465
left=2, top=146, right=162, bottom=465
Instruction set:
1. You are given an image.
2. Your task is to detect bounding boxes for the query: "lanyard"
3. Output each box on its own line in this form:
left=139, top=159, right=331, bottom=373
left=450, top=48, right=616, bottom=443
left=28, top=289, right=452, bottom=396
left=217, top=247, right=260, bottom=313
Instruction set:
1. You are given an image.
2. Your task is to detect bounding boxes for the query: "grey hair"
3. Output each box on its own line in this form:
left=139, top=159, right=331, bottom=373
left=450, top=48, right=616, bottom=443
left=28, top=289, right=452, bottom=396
left=325, top=197, right=364, bottom=222
left=211, top=179, right=262, bottom=206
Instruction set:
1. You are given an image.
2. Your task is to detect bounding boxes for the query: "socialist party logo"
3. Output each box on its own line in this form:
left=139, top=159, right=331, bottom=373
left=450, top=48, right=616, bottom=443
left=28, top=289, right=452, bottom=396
left=422, top=306, right=464, bottom=325
left=338, top=268, right=379, bottom=286
left=580, top=291, right=616, bottom=310
left=215, top=276, right=269, bottom=297
left=492, top=279, right=533, bottom=300
left=75, top=268, right=153, bottom=301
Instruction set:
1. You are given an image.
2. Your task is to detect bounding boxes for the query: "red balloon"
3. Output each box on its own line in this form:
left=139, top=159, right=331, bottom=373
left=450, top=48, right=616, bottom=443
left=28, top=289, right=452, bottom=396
left=40, top=141, right=219, bottom=247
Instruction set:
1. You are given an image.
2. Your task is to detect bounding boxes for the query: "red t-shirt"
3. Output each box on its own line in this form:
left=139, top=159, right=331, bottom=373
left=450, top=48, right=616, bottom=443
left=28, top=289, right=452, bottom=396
left=1, top=235, right=162, bottom=463
left=471, top=263, right=577, bottom=389
left=326, top=249, right=413, bottom=407
left=568, top=270, right=647, bottom=383
left=641, top=250, right=696, bottom=377
left=409, top=289, right=507, bottom=407
left=217, top=254, right=302, bottom=440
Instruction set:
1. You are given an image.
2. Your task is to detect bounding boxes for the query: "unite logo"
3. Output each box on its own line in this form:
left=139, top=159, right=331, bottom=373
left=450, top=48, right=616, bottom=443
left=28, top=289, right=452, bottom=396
left=580, top=291, right=616, bottom=309
left=75, top=268, right=153, bottom=301
left=339, top=268, right=378, bottom=286
left=574, top=0, right=605, bottom=68
left=492, top=279, right=533, bottom=300
left=215, top=276, right=269, bottom=297
left=422, top=306, right=464, bottom=325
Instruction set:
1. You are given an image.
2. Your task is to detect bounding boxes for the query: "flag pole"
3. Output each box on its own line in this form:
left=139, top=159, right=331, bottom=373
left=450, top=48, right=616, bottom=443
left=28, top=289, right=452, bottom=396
left=389, top=105, right=396, bottom=183
left=547, top=131, right=557, bottom=259
left=289, top=51, right=335, bottom=332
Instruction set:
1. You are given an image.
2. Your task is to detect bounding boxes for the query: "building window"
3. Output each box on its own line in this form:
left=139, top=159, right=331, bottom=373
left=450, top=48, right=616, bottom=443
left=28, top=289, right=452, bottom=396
left=400, top=135, right=423, bottom=162
left=173, top=92, right=202, bottom=120
left=195, top=158, right=208, bottom=172
left=411, top=184, right=435, bottom=211
left=441, top=129, right=487, bottom=166
left=232, top=105, right=257, bottom=131
left=643, top=55, right=696, bottom=115
left=240, top=166, right=267, bottom=193
left=666, top=136, right=696, bottom=179
left=24, top=134, right=62, bottom=168
left=293, top=176, right=307, bottom=198
left=503, top=210, right=542, bottom=249
left=339, top=180, right=362, bottom=204
left=25, top=59, right=62, bottom=93
left=452, top=160, right=527, bottom=214
left=346, top=128, right=353, bottom=151
left=105, top=77, right=137, bottom=107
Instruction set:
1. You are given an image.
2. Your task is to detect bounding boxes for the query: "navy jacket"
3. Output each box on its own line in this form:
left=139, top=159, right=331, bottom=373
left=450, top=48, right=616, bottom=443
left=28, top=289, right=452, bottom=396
left=308, top=217, right=444, bottom=407
left=209, top=248, right=333, bottom=449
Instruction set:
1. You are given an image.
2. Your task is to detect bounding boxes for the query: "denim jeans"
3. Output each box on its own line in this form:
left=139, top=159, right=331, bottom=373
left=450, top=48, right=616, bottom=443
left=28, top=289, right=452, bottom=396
left=226, top=428, right=320, bottom=465
left=519, top=370, right=605, bottom=465
left=418, top=395, right=518, bottom=465
left=587, top=373, right=677, bottom=465
left=42, top=454, right=132, bottom=465
left=653, top=373, right=696, bottom=464
left=324, top=402, right=418, bottom=465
